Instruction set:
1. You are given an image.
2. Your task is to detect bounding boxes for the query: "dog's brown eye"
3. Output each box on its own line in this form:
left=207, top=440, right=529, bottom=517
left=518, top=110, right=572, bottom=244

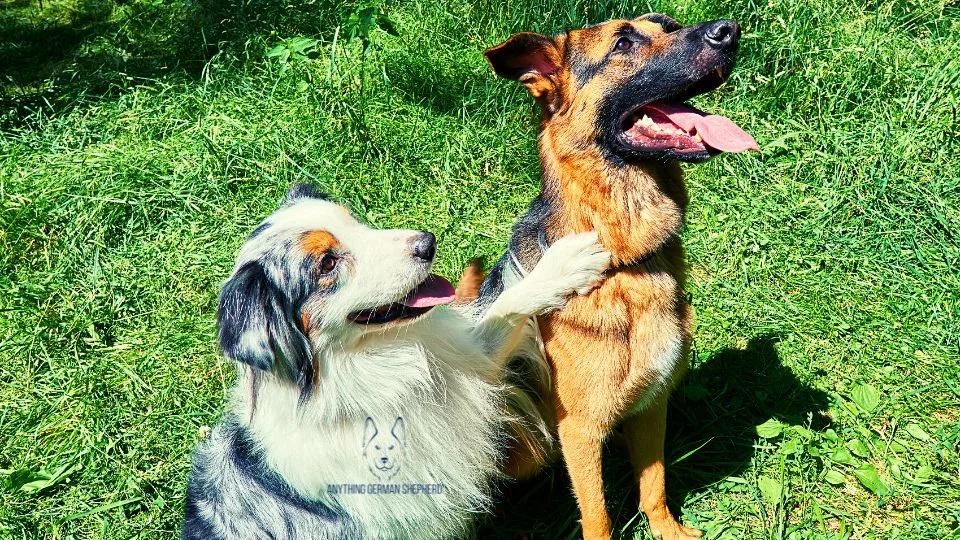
left=614, top=37, right=633, bottom=52
left=318, top=254, right=338, bottom=275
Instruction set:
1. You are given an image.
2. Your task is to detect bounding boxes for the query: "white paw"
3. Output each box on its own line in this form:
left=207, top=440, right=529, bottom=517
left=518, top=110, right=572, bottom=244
left=529, top=231, right=610, bottom=307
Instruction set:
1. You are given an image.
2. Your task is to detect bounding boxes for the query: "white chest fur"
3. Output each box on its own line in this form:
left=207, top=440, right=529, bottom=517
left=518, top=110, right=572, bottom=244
left=234, top=309, right=505, bottom=540
left=625, top=334, right=684, bottom=418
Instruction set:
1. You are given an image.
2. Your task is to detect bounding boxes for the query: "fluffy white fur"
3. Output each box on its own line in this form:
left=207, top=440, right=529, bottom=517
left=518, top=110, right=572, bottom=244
left=184, top=187, right=609, bottom=540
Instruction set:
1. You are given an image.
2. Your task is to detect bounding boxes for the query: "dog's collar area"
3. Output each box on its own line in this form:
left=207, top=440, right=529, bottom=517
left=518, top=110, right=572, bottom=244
left=612, top=249, right=658, bottom=271
left=521, top=239, right=659, bottom=277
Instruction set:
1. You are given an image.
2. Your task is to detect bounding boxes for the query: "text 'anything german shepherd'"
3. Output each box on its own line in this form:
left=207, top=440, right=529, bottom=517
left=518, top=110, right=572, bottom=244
left=476, top=14, right=758, bottom=540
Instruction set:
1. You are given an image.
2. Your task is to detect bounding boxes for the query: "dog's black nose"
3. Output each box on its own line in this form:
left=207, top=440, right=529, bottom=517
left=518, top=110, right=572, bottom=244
left=703, top=20, right=739, bottom=48
left=409, top=232, right=436, bottom=262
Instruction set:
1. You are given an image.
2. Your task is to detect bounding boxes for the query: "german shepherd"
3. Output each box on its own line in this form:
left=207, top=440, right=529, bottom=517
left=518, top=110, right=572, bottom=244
left=476, top=14, right=758, bottom=540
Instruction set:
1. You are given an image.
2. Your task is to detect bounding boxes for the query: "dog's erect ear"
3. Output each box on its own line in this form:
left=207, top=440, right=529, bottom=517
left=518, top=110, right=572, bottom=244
left=282, top=183, right=329, bottom=207
left=391, top=416, right=405, bottom=447
left=217, top=261, right=313, bottom=390
left=484, top=33, right=563, bottom=113
left=484, top=32, right=560, bottom=80
left=363, top=417, right=378, bottom=447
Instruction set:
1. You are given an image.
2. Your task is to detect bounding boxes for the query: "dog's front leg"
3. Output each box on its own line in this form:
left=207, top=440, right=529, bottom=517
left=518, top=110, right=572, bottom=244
left=558, top=416, right=611, bottom=540
left=624, top=398, right=703, bottom=540
left=473, top=232, right=609, bottom=362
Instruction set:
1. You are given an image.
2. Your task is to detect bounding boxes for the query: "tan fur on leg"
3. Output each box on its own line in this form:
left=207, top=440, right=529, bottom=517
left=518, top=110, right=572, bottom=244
left=558, top=418, right=611, bottom=540
left=624, top=399, right=702, bottom=540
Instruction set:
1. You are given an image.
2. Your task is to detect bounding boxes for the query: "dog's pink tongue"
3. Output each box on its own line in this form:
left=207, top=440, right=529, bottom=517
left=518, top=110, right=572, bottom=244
left=402, top=275, right=456, bottom=308
left=646, top=102, right=759, bottom=153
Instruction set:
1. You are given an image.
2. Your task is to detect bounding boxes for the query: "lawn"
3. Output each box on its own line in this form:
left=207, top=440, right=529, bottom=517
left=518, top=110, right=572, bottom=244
left=1, top=0, right=959, bottom=538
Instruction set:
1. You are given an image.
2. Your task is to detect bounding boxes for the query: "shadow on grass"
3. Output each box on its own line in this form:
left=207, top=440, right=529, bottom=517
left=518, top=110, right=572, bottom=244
left=0, top=0, right=352, bottom=129
left=385, top=51, right=476, bottom=116
left=0, top=0, right=114, bottom=82
left=480, top=335, right=831, bottom=539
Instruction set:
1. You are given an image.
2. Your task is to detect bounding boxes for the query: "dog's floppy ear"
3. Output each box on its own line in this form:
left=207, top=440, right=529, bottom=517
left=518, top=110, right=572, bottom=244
left=484, top=33, right=563, bottom=114
left=363, top=417, right=378, bottom=447
left=217, top=261, right=313, bottom=389
left=391, top=416, right=405, bottom=447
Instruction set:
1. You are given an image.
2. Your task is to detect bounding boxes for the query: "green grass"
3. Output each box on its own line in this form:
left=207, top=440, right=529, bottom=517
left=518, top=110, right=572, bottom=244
left=2, top=0, right=959, bottom=537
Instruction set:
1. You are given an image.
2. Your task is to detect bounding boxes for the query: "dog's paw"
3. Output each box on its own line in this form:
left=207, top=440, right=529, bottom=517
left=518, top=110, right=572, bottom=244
left=529, top=231, right=610, bottom=306
left=650, top=522, right=703, bottom=540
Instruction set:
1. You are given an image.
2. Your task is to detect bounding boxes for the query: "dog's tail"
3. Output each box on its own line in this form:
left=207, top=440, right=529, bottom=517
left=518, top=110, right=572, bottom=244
left=454, top=258, right=485, bottom=304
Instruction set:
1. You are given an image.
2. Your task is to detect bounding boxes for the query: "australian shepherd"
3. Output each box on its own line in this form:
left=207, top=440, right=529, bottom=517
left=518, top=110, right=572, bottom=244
left=181, top=184, right=610, bottom=539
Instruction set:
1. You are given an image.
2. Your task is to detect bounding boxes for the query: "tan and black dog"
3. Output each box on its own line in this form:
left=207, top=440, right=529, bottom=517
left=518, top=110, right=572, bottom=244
left=473, top=13, right=758, bottom=540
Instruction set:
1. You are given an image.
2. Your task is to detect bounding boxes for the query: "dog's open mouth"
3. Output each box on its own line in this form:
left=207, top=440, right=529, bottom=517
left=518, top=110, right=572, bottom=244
left=619, top=68, right=759, bottom=156
left=623, top=101, right=760, bottom=154
left=621, top=101, right=758, bottom=155
left=348, top=274, right=456, bottom=325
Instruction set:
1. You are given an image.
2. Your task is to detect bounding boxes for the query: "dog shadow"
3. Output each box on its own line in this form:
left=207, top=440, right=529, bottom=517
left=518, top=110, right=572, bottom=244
left=479, top=335, right=831, bottom=539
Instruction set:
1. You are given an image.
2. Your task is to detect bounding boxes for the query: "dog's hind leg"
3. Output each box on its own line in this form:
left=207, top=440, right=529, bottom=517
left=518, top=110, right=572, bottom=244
left=623, top=397, right=703, bottom=540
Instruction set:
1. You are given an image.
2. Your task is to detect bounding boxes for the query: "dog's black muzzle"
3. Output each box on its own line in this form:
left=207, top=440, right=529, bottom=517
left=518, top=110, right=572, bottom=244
left=597, top=19, right=744, bottom=163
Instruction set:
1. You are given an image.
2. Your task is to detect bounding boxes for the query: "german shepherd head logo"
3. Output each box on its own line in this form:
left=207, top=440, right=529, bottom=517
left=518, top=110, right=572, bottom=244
left=362, top=417, right=405, bottom=480
left=484, top=15, right=757, bottom=164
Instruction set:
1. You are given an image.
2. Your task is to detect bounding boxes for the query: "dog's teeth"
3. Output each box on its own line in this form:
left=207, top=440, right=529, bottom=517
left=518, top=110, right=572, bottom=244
left=692, top=134, right=703, bottom=143
left=639, top=115, right=653, bottom=127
